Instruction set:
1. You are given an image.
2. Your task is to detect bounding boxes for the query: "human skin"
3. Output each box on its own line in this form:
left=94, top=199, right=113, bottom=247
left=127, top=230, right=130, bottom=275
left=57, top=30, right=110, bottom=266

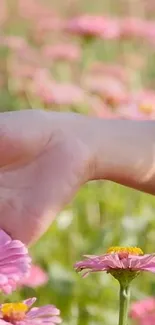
left=0, top=109, right=155, bottom=244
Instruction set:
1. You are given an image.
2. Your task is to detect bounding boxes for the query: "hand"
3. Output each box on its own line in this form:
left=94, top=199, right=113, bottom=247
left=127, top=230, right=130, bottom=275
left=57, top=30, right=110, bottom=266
left=1, top=109, right=155, bottom=245
left=0, top=110, right=93, bottom=244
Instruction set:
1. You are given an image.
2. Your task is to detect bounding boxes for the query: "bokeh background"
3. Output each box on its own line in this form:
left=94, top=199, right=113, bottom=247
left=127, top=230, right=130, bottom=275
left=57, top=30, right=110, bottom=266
left=1, top=0, right=155, bottom=324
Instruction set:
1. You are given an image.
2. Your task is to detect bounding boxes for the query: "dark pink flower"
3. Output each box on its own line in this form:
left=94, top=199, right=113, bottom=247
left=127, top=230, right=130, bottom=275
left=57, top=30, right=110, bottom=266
left=0, top=298, right=62, bottom=325
left=75, top=246, right=155, bottom=278
left=0, top=230, right=31, bottom=294
left=19, top=264, right=48, bottom=288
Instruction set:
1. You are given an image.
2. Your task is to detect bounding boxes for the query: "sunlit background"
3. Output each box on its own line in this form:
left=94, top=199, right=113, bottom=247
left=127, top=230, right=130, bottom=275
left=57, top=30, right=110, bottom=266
left=1, top=0, right=155, bottom=324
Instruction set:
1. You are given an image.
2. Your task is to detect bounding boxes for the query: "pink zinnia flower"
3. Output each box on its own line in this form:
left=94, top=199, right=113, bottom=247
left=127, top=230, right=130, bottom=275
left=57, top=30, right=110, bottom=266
left=33, top=73, right=85, bottom=106
left=42, top=43, right=81, bottom=62
left=19, top=264, right=48, bottom=288
left=84, top=75, right=128, bottom=107
left=64, top=15, right=120, bottom=39
left=120, top=18, right=147, bottom=39
left=130, top=297, right=155, bottom=319
left=75, top=246, right=155, bottom=280
left=117, top=102, right=149, bottom=120
left=0, top=298, right=62, bottom=325
left=0, top=229, right=31, bottom=294
left=118, top=90, right=155, bottom=120
left=89, top=62, right=128, bottom=84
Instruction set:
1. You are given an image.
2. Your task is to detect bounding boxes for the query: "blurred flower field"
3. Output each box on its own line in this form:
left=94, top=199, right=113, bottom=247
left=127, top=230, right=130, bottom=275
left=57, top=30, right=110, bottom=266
left=2, top=0, right=155, bottom=324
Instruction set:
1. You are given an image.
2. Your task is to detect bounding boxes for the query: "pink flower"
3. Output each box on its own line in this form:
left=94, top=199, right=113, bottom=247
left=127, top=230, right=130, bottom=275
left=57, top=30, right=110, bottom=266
left=130, top=298, right=155, bottom=319
left=19, top=264, right=48, bottom=288
left=117, top=102, right=149, bottom=120
left=118, top=90, right=155, bottom=120
left=0, top=229, right=31, bottom=294
left=64, top=15, right=120, bottom=39
left=74, top=246, right=155, bottom=278
left=84, top=75, right=128, bottom=107
left=42, top=43, right=81, bottom=62
left=0, top=298, right=62, bottom=325
left=88, top=96, right=118, bottom=119
left=141, top=21, right=155, bottom=45
left=32, top=71, right=85, bottom=106
left=0, top=36, right=28, bottom=51
left=140, top=315, right=155, bottom=325
left=89, top=62, right=128, bottom=83
left=120, top=18, right=147, bottom=39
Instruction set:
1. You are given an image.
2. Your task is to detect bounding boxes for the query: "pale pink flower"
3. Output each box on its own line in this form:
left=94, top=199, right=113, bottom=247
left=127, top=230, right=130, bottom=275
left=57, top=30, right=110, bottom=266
left=89, top=62, right=128, bottom=84
left=74, top=247, right=155, bottom=277
left=118, top=90, right=155, bottom=120
left=0, top=229, right=31, bottom=294
left=0, top=36, right=28, bottom=51
left=42, top=43, right=81, bottom=62
left=64, top=15, right=120, bottom=39
left=88, top=96, right=118, bottom=119
left=120, top=18, right=147, bottom=39
left=19, top=264, right=48, bottom=288
left=142, top=21, right=155, bottom=44
left=46, top=83, right=85, bottom=106
left=130, top=298, right=155, bottom=319
left=136, top=90, right=155, bottom=114
left=0, top=298, right=62, bottom=325
left=117, top=101, right=149, bottom=120
left=33, top=72, right=86, bottom=106
left=84, top=75, right=128, bottom=107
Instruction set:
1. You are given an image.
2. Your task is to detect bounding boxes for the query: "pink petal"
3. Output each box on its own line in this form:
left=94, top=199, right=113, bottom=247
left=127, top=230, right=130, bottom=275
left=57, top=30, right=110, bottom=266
left=24, top=298, right=37, bottom=308
left=27, top=305, right=60, bottom=318
left=0, top=231, right=11, bottom=246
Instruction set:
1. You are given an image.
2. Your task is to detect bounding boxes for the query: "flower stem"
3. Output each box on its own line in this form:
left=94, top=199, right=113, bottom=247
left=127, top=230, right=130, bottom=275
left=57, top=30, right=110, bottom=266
left=118, top=284, right=130, bottom=325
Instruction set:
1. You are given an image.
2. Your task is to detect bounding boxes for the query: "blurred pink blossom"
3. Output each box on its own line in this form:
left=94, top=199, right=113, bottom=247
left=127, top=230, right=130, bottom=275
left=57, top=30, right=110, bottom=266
left=0, top=36, right=28, bottom=51
left=20, top=264, right=48, bottom=288
left=89, top=62, right=129, bottom=84
left=120, top=17, right=147, bottom=39
left=64, top=15, right=120, bottom=39
left=117, top=90, right=155, bottom=120
left=32, top=70, right=86, bottom=106
left=117, top=102, right=148, bottom=120
left=84, top=75, right=128, bottom=107
left=136, top=90, right=155, bottom=114
left=88, top=96, right=118, bottom=119
left=42, top=43, right=81, bottom=62
left=130, top=297, right=155, bottom=320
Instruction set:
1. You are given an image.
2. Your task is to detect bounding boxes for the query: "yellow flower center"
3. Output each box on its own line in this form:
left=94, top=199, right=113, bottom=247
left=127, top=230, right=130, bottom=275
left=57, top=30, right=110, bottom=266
left=107, top=246, right=143, bottom=256
left=139, top=104, right=153, bottom=114
left=1, top=303, right=28, bottom=322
